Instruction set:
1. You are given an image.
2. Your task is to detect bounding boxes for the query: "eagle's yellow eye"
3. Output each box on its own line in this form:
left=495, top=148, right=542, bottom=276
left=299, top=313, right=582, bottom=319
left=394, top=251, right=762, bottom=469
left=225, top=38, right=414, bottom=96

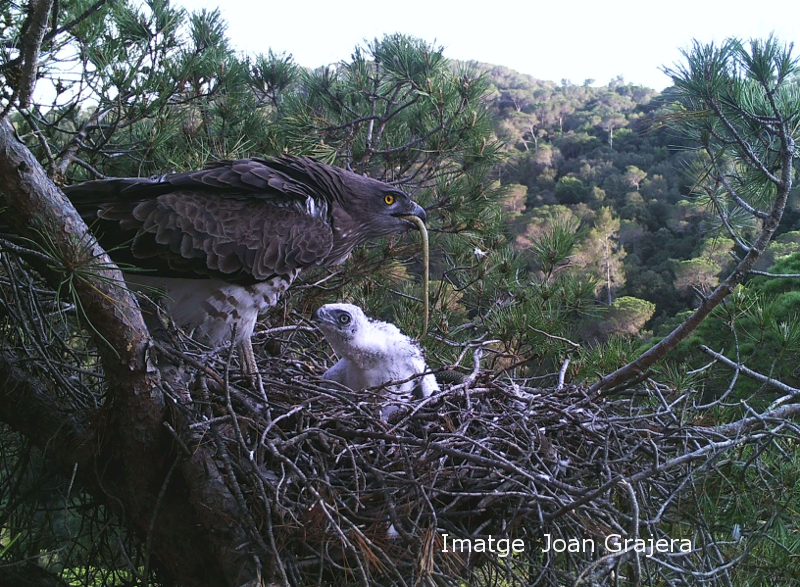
left=384, top=194, right=395, bottom=205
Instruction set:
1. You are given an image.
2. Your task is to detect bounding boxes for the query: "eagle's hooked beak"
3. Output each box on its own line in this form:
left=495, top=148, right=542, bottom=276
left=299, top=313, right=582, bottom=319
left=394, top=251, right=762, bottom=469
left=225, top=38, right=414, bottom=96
left=398, top=202, right=427, bottom=227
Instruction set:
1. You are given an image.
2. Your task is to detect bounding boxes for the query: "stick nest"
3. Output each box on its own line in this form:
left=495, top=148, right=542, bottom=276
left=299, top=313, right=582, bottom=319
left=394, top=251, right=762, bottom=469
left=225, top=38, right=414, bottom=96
left=161, top=322, right=747, bottom=587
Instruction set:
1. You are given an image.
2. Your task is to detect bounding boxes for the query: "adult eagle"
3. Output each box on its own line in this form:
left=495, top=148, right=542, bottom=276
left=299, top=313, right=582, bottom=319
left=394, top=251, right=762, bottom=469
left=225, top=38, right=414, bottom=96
left=65, top=156, right=427, bottom=375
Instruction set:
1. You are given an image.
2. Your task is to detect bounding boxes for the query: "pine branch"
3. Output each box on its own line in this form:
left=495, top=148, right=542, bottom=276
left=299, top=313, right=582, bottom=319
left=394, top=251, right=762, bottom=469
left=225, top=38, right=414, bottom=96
left=41, top=0, right=111, bottom=43
left=590, top=42, right=796, bottom=395
left=17, top=0, right=54, bottom=109
left=698, top=345, right=800, bottom=396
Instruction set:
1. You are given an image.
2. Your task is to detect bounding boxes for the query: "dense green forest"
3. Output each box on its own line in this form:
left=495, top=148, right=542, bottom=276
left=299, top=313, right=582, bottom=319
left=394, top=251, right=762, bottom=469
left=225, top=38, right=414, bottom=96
left=2, top=1, right=800, bottom=586
left=481, top=62, right=800, bottom=328
left=477, top=61, right=800, bottom=390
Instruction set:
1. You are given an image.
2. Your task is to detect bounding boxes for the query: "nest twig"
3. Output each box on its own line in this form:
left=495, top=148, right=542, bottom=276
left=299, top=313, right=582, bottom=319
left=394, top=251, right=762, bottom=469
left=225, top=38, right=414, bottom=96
left=159, top=319, right=786, bottom=587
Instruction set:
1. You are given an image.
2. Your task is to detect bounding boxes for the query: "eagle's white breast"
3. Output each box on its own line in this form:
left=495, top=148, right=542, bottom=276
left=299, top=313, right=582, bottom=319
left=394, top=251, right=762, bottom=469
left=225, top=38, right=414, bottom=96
left=127, top=272, right=297, bottom=346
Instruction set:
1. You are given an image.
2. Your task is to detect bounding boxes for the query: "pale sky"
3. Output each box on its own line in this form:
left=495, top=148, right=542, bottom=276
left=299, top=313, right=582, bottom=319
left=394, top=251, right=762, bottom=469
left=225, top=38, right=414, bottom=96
left=175, top=0, right=798, bottom=91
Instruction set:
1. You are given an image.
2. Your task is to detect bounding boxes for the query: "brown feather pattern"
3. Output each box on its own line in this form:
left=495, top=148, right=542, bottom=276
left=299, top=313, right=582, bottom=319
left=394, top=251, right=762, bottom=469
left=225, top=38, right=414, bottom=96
left=64, top=155, right=426, bottom=347
left=121, top=192, right=333, bottom=280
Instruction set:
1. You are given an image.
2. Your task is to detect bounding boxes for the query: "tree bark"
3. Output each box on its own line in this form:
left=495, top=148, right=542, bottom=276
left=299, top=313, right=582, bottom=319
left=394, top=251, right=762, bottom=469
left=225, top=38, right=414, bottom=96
left=17, top=0, right=54, bottom=108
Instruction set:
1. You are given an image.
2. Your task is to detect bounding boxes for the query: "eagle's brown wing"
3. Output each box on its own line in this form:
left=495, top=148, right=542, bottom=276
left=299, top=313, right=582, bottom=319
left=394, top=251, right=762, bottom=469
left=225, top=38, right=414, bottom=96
left=68, top=158, right=322, bottom=204
left=65, top=159, right=334, bottom=283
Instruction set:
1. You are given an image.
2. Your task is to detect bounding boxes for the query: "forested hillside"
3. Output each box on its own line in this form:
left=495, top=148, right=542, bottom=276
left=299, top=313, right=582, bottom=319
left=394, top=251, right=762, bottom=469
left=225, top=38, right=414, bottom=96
left=477, top=62, right=800, bottom=329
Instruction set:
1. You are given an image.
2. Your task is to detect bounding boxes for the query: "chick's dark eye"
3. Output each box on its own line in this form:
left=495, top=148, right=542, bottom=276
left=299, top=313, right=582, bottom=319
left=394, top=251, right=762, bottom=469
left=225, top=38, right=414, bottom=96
left=338, top=313, right=351, bottom=325
left=384, top=194, right=395, bottom=205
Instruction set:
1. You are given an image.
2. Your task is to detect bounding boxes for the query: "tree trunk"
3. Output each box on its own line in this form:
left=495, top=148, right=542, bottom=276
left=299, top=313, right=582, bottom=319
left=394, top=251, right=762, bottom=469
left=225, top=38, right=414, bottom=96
left=0, top=117, right=266, bottom=587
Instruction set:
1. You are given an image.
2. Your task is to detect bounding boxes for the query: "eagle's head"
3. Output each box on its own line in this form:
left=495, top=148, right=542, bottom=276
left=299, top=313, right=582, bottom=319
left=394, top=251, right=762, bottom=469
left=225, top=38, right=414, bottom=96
left=268, top=156, right=429, bottom=264
left=334, top=171, right=427, bottom=240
